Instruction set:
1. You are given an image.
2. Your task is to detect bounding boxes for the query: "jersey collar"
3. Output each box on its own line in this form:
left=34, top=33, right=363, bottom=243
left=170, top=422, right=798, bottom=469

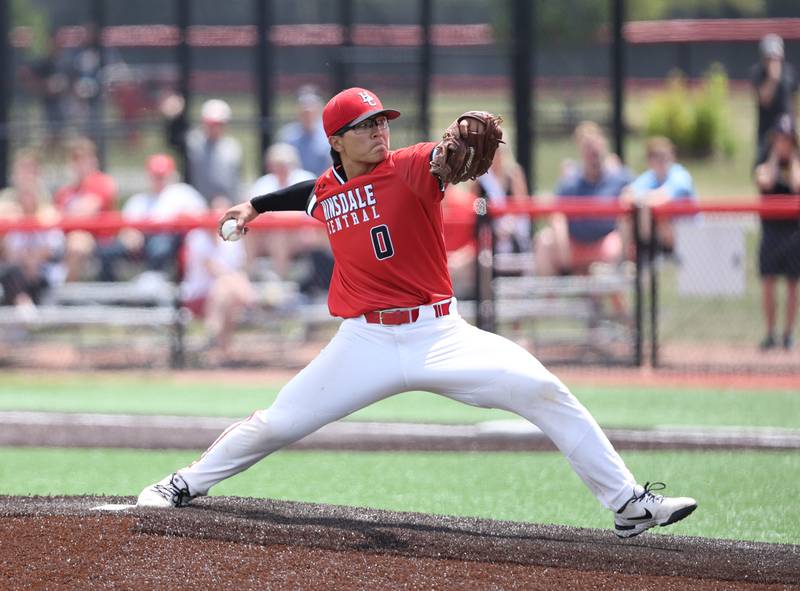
left=332, top=163, right=348, bottom=185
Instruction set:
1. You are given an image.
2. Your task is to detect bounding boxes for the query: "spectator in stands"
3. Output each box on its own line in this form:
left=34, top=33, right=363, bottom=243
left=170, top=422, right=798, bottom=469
left=0, top=149, right=64, bottom=307
left=467, top=144, right=532, bottom=259
left=0, top=148, right=53, bottom=215
left=160, top=91, right=189, bottom=159
left=19, top=35, right=71, bottom=151
left=753, top=113, right=800, bottom=351
left=619, top=136, right=696, bottom=258
left=187, top=99, right=243, bottom=205
left=248, top=142, right=322, bottom=282
left=55, top=137, right=116, bottom=216
left=277, top=86, right=332, bottom=176
left=181, top=196, right=256, bottom=365
left=751, top=34, right=798, bottom=161
left=534, top=122, right=631, bottom=277
left=251, top=142, right=316, bottom=196
left=97, top=153, right=206, bottom=281
left=63, top=23, right=125, bottom=138
left=54, top=137, right=117, bottom=281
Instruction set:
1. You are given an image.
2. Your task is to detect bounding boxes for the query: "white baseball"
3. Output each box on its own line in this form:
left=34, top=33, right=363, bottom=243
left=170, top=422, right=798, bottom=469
left=220, top=219, right=242, bottom=242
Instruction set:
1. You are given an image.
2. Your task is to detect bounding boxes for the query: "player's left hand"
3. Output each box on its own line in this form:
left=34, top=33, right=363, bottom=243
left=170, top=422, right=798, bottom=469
left=430, top=111, right=504, bottom=184
left=458, top=116, right=486, bottom=137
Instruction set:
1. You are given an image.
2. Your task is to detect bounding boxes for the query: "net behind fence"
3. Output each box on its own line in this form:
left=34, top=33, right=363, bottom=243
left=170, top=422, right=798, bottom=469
left=1, top=200, right=798, bottom=373
left=650, top=202, right=800, bottom=374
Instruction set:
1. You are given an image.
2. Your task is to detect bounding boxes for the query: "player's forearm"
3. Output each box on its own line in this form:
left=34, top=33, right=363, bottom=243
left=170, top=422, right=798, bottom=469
left=788, top=156, right=800, bottom=193
left=249, top=179, right=316, bottom=214
left=758, top=79, right=779, bottom=106
left=755, top=158, right=779, bottom=191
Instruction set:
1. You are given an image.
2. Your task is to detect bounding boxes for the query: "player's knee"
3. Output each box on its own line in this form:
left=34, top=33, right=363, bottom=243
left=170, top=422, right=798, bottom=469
left=538, top=373, right=571, bottom=403
left=510, top=369, right=570, bottom=406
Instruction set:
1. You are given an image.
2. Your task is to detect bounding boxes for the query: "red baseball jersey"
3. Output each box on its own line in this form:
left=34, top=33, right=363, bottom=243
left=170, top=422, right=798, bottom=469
left=309, top=142, right=453, bottom=318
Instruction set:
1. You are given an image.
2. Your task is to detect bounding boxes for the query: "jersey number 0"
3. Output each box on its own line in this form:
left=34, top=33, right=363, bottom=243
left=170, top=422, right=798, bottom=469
left=370, top=225, right=395, bottom=260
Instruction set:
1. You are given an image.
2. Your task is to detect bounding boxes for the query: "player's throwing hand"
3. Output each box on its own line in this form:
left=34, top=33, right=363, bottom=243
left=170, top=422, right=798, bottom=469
left=217, top=201, right=257, bottom=240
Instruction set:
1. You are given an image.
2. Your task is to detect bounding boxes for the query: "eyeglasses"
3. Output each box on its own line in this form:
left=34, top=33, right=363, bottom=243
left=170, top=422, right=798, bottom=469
left=339, top=116, right=389, bottom=136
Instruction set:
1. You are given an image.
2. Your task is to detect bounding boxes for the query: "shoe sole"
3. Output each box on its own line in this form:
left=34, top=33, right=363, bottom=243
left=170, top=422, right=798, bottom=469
left=660, top=503, right=697, bottom=527
left=615, top=503, right=697, bottom=538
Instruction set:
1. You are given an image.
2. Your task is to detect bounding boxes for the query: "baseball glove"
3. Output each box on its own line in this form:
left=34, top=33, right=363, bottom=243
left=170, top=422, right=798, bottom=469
left=429, top=111, right=504, bottom=184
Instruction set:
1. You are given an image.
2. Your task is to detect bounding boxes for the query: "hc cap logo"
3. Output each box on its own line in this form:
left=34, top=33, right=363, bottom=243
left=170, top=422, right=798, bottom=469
left=358, top=91, right=378, bottom=106
left=323, top=87, right=401, bottom=136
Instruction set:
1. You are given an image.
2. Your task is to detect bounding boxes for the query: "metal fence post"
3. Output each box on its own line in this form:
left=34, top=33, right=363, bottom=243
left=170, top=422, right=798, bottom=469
left=334, top=0, right=353, bottom=92
left=169, top=231, right=186, bottom=369
left=256, top=0, right=274, bottom=167
left=90, top=0, right=106, bottom=169
left=610, top=0, right=626, bottom=163
left=510, top=0, right=534, bottom=188
left=648, top=207, right=659, bottom=367
left=632, top=204, right=643, bottom=366
left=176, top=0, right=192, bottom=183
left=0, top=0, right=9, bottom=187
left=474, top=198, right=495, bottom=332
left=418, top=0, right=432, bottom=141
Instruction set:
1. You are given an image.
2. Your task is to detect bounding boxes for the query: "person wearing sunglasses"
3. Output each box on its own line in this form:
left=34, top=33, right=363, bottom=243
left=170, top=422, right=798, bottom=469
left=138, top=87, right=697, bottom=540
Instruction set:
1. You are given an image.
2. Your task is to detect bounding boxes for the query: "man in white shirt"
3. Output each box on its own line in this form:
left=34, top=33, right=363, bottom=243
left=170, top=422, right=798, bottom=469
left=248, top=143, right=329, bottom=284
left=186, top=99, right=243, bottom=204
left=98, top=153, right=206, bottom=281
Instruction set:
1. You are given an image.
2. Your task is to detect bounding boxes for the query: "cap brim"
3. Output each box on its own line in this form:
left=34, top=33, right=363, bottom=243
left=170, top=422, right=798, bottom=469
left=349, top=108, right=401, bottom=128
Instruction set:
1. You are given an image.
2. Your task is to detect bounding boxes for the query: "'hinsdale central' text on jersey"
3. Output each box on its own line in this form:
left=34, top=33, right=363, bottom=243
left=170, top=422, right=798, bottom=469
left=309, top=142, right=453, bottom=318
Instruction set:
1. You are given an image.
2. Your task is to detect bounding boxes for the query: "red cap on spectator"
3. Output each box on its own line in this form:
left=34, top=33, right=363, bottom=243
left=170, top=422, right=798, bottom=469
left=147, top=154, right=176, bottom=176
left=322, top=87, right=400, bottom=137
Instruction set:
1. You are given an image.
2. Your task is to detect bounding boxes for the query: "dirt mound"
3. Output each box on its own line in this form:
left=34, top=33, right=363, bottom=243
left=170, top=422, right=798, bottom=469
left=1, top=495, right=797, bottom=590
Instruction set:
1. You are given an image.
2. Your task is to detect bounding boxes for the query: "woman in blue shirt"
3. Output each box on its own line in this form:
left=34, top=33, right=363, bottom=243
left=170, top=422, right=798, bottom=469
left=620, top=136, right=696, bottom=256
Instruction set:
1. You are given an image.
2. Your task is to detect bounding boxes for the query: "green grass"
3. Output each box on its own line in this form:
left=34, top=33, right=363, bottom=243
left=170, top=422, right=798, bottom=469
left=1, top=447, right=796, bottom=544
left=1, top=374, right=797, bottom=429
left=1, top=372, right=796, bottom=544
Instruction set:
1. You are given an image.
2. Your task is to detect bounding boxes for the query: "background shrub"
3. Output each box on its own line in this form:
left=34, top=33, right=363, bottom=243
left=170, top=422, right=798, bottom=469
left=645, top=65, right=735, bottom=158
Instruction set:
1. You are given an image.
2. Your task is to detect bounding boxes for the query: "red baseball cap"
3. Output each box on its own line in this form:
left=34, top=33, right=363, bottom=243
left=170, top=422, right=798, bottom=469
left=322, top=87, right=400, bottom=137
left=147, top=153, right=176, bottom=176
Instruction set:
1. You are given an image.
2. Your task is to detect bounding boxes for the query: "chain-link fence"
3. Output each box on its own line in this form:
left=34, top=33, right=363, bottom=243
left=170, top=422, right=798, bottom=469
left=3, top=3, right=800, bottom=372
left=650, top=202, right=800, bottom=374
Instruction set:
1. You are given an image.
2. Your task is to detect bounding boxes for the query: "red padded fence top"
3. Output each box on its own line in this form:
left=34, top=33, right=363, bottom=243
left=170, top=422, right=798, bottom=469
left=648, top=197, right=800, bottom=219
left=0, top=211, right=475, bottom=235
left=487, top=196, right=800, bottom=220
left=12, top=19, right=796, bottom=50
left=623, top=18, right=800, bottom=44
left=0, top=198, right=798, bottom=235
left=10, top=24, right=493, bottom=49
left=0, top=212, right=316, bottom=234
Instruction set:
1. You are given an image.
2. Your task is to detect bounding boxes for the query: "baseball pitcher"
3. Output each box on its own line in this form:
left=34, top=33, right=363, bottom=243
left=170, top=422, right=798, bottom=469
left=138, top=87, right=697, bottom=538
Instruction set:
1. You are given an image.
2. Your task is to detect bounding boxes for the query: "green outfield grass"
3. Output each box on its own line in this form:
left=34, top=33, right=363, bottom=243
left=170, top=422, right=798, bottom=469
left=0, top=447, right=796, bottom=545
left=0, top=374, right=797, bottom=429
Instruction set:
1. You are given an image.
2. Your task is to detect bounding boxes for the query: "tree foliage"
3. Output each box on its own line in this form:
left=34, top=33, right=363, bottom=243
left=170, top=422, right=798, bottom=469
left=11, top=0, right=50, bottom=56
left=628, top=0, right=765, bottom=20
left=645, top=65, right=736, bottom=159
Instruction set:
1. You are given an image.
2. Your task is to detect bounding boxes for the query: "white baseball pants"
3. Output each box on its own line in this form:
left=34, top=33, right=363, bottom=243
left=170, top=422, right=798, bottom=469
left=180, top=300, right=637, bottom=511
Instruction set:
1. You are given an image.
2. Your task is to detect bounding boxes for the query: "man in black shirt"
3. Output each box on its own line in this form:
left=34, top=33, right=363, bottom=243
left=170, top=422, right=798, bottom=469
left=753, top=114, right=800, bottom=351
left=751, top=34, right=798, bottom=161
